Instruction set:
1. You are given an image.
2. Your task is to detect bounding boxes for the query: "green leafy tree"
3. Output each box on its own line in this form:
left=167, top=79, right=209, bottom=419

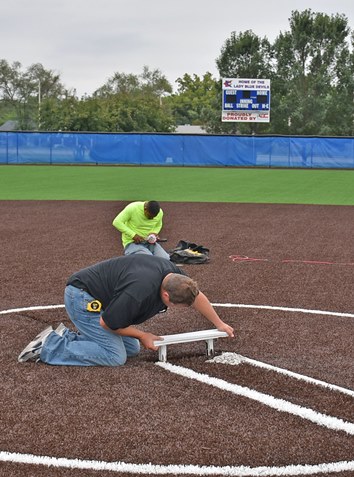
left=0, top=59, right=66, bottom=129
left=166, top=72, right=219, bottom=126
left=272, top=9, right=351, bottom=135
left=322, top=31, right=354, bottom=136
left=216, top=30, right=273, bottom=79
left=0, top=60, right=31, bottom=128
left=92, top=66, right=174, bottom=132
left=40, top=66, right=175, bottom=132
left=40, top=95, right=104, bottom=132
left=97, top=93, right=174, bottom=132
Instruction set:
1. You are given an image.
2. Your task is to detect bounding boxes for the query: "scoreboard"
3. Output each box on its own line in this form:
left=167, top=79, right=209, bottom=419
left=222, top=78, right=270, bottom=123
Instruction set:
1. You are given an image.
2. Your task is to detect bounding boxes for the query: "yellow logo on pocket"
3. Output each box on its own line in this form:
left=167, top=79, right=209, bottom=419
left=87, top=300, right=102, bottom=312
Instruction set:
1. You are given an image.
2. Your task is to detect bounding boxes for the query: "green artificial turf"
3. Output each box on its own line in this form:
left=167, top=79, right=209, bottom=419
left=0, top=165, right=353, bottom=205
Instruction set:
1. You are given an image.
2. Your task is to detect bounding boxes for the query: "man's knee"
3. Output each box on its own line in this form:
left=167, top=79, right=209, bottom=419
left=106, top=339, right=140, bottom=365
left=153, top=245, right=170, bottom=260
left=107, top=352, right=127, bottom=366
left=124, top=244, right=152, bottom=256
left=124, top=338, right=141, bottom=357
left=128, top=342, right=140, bottom=357
left=133, top=249, right=152, bottom=255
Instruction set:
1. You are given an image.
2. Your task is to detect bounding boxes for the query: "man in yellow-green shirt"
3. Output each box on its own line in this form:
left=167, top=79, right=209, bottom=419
left=112, top=201, right=170, bottom=260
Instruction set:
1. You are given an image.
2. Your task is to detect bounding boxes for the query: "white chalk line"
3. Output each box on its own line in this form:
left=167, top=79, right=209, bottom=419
left=0, top=304, right=65, bottom=315
left=1, top=451, right=354, bottom=476
left=1, top=303, right=354, bottom=319
left=157, top=362, right=354, bottom=436
left=207, top=352, right=354, bottom=398
left=2, top=302, right=354, bottom=475
left=211, top=303, right=354, bottom=319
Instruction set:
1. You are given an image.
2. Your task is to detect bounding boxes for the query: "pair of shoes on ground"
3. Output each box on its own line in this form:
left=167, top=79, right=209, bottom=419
left=18, top=322, right=67, bottom=363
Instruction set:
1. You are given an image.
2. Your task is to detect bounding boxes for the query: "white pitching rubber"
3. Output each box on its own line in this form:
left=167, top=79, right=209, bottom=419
left=154, top=329, right=228, bottom=362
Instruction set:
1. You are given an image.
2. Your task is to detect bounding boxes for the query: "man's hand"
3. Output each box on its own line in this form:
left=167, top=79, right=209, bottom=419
left=133, top=234, right=145, bottom=243
left=139, top=332, right=163, bottom=351
left=109, top=324, right=162, bottom=349
left=192, top=292, right=235, bottom=338
left=217, top=323, right=234, bottom=338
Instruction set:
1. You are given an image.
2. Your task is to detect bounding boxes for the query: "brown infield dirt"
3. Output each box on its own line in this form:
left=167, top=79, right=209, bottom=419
left=0, top=200, right=353, bottom=477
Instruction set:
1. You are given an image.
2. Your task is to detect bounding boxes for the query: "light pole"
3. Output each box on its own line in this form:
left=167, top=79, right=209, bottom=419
left=38, top=81, right=41, bottom=130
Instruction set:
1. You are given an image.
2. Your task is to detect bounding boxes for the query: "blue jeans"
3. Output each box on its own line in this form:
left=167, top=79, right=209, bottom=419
left=125, top=242, right=170, bottom=260
left=40, top=285, right=140, bottom=366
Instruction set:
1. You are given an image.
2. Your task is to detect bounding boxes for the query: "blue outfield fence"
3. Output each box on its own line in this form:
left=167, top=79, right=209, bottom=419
left=0, top=131, right=354, bottom=168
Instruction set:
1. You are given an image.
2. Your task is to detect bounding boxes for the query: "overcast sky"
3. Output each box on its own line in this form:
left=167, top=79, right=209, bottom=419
left=2, top=0, right=354, bottom=97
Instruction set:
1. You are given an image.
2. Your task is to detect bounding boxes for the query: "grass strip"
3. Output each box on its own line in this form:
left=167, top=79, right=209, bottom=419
left=0, top=165, right=353, bottom=205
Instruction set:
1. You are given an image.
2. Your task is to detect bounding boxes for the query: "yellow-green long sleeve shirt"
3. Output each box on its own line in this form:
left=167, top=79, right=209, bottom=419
left=112, top=201, right=164, bottom=248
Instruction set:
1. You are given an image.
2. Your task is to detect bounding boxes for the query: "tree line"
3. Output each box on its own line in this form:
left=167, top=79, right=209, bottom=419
left=1, top=9, right=353, bottom=136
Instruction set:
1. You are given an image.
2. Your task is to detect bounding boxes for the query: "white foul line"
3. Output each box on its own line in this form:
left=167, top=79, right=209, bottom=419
left=156, top=362, right=354, bottom=436
left=208, top=352, right=354, bottom=398
left=1, top=451, right=354, bottom=476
